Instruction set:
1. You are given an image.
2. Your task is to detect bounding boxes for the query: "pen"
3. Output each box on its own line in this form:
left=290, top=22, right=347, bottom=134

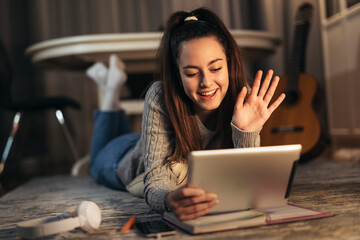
left=121, top=216, right=136, bottom=233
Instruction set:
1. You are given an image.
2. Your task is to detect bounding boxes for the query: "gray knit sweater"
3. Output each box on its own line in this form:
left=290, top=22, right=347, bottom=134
left=117, top=81, right=260, bottom=213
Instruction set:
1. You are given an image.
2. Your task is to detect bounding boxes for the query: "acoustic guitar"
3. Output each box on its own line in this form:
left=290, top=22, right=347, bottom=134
left=260, top=3, right=326, bottom=161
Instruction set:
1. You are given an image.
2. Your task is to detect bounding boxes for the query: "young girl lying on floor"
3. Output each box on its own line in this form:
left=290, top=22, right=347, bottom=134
left=86, top=8, right=285, bottom=221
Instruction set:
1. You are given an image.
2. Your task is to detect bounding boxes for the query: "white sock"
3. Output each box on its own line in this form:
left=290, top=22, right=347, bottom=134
left=101, top=54, right=127, bottom=111
left=86, top=62, right=108, bottom=95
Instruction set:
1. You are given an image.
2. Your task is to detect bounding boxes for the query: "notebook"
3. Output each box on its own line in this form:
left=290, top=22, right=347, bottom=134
left=163, top=204, right=334, bottom=234
left=187, top=144, right=301, bottom=213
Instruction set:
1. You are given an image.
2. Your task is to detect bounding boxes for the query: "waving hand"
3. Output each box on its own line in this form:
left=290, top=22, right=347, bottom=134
left=232, top=70, right=285, bottom=132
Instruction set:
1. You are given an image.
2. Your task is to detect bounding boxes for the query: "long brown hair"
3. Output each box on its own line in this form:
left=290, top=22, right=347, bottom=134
left=156, top=8, right=249, bottom=166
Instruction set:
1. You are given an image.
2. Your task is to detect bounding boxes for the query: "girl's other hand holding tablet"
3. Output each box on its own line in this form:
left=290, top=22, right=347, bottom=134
left=166, top=185, right=218, bottom=220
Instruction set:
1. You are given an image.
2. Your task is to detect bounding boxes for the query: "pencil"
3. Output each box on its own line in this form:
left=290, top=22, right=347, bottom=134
left=121, top=216, right=136, bottom=233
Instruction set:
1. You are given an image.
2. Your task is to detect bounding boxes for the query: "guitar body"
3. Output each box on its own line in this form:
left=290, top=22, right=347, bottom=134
left=261, top=73, right=322, bottom=156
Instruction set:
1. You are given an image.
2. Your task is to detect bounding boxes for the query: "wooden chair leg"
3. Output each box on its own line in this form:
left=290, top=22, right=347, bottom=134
left=0, top=112, right=21, bottom=176
left=54, top=109, right=79, bottom=163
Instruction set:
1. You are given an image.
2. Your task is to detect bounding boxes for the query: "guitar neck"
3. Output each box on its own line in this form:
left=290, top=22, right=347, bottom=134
left=287, top=21, right=310, bottom=92
left=287, top=3, right=313, bottom=93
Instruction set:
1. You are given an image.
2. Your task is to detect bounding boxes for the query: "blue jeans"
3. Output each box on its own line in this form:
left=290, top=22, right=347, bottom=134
left=90, top=110, right=140, bottom=190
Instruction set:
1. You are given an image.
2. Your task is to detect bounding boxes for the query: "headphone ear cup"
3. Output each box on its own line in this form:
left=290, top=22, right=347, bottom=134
left=76, top=201, right=102, bottom=232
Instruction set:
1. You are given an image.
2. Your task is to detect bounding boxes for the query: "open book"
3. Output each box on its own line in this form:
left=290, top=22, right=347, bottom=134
left=163, top=204, right=334, bottom=234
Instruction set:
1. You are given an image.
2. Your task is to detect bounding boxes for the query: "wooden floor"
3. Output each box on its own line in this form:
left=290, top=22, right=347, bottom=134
left=0, top=159, right=359, bottom=239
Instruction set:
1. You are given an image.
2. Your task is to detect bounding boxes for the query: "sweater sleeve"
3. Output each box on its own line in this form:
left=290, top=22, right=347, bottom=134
left=141, top=82, right=179, bottom=213
left=231, top=122, right=261, bottom=148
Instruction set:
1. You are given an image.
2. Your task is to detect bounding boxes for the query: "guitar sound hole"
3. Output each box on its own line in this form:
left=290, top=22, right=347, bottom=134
left=284, top=91, right=299, bottom=106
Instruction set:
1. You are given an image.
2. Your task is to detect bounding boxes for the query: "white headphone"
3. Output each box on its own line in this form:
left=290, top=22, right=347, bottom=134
left=16, top=201, right=101, bottom=239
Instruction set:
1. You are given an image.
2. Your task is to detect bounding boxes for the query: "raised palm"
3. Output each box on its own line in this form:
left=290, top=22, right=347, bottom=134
left=232, top=70, right=285, bottom=132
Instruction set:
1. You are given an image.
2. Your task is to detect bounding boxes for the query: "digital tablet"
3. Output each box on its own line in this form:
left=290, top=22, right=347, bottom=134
left=188, top=144, right=302, bottom=213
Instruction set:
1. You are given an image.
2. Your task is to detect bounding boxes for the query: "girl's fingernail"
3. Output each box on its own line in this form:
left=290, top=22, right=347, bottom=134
left=209, top=193, right=217, bottom=198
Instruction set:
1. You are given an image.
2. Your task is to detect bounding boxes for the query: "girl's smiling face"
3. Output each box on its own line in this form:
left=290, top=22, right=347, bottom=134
left=178, top=36, right=229, bottom=121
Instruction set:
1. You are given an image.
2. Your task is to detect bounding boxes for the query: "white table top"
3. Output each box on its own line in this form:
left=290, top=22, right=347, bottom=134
left=25, top=30, right=281, bottom=73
